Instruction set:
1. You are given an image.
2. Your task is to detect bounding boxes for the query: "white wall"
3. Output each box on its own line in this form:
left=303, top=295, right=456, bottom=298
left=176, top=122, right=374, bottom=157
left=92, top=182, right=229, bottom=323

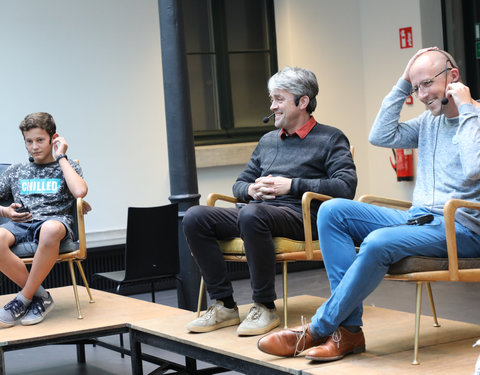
left=274, top=0, right=368, bottom=196
left=0, top=0, right=169, bottom=246
left=198, top=0, right=443, bottom=203
left=360, top=0, right=443, bottom=199
left=0, top=0, right=444, bottom=245
left=197, top=0, right=369, bottom=203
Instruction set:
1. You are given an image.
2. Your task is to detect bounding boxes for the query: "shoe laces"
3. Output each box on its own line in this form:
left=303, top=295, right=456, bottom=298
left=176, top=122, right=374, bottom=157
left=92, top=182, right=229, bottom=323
left=331, top=328, right=342, bottom=349
left=246, top=305, right=261, bottom=321
left=4, top=298, right=25, bottom=316
left=294, top=316, right=308, bottom=356
left=29, top=298, right=45, bottom=315
left=202, top=305, right=217, bottom=320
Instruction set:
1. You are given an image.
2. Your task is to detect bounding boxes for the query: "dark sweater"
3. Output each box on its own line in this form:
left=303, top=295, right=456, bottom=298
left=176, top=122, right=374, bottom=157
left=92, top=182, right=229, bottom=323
left=233, top=122, right=357, bottom=217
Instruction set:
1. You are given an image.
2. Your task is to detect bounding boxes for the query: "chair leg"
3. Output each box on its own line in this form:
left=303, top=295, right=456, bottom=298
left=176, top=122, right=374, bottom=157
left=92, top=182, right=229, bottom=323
left=75, top=260, right=94, bottom=303
left=425, top=282, right=440, bottom=328
left=282, top=262, right=288, bottom=329
left=197, top=277, right=205, bottom=317
left=151, top=282, right=156, bottom=303
left=119, top=333, right=125, bottom=358
left=412, top=281, right=423, bottom=365
left=68, top=260, right=83, bottom=319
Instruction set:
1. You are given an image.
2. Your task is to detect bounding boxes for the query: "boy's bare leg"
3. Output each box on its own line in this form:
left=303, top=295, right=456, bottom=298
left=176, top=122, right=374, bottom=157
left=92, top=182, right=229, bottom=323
left=21, top=220, right=65, bottom=300
left=0, top=228, right=34, bottom=327
left=0, top=228, right=30, bottom=288
left=0, top=221, right=63, bottom=327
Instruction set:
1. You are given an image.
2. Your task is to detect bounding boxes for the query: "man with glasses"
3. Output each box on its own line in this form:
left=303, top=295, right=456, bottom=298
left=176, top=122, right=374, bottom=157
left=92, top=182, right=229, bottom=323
left=183, top=66, right=357, bottom=337
left=258, top=48, right=480, bottom=362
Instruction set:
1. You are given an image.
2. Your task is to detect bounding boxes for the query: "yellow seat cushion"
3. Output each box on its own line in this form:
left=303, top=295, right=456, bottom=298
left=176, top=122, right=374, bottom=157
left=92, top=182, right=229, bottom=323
left=218, top=237, right=320, bottom=255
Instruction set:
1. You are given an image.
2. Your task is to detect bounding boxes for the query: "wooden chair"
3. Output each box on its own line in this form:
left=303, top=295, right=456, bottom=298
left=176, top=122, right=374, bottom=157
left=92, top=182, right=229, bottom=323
left=196, top=191, right=333, bottom=328
left=196, top=146, right=354, bottom=327
left=359, top=194, right=480, bottom=364
left=0, top=163, right=94, bottom=319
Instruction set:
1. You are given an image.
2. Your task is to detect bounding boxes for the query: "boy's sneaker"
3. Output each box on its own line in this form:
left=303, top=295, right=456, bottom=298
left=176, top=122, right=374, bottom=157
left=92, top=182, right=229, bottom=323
left=186, top=300, right=240, bottom=333
left=237, top=302, right=280, bottom=336
left=0, top=296, right=29, bottom=328
left=21, top=292, right=54, bottom=326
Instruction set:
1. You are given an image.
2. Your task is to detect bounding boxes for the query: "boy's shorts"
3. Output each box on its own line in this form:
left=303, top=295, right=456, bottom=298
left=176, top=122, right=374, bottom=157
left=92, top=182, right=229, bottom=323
left=0, top=219, right=73, bottom=256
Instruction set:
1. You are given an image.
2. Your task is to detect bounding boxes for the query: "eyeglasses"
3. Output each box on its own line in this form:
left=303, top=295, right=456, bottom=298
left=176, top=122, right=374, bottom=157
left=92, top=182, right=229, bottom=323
left=411, top=68, right=452, bottom=97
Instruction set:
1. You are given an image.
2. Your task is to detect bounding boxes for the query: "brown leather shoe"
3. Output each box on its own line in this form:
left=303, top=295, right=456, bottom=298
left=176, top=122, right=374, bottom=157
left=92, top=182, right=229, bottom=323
left=257, top=322, right=326, bottom=357
left=305, top=327, right=365, bottom=362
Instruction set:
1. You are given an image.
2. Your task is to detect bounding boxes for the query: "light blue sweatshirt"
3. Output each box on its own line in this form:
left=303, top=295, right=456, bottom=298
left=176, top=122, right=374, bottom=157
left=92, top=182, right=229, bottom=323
left=369, top=78, right=480, bottom=235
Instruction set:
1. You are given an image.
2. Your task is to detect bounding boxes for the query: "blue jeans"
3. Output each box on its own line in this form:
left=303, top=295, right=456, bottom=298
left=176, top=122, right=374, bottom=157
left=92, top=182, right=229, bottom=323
left=309, top=198, right=480, bottom=338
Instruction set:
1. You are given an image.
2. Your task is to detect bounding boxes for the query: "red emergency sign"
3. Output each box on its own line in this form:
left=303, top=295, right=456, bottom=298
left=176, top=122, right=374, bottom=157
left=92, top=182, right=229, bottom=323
left=399, top=27, right=413, bottom=49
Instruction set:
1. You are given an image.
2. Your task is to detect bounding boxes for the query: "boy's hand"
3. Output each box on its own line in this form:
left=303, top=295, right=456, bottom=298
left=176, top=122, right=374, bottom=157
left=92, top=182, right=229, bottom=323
left=82, top=200, right=92, bottom=214
left=7, top=203, right=33, bottom=222
left=52, top=135, right=68, bottom=158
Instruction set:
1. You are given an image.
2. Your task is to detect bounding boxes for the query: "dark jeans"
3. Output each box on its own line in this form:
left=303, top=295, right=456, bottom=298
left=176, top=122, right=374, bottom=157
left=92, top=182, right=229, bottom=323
left=182, top=202, right=313, bottom=303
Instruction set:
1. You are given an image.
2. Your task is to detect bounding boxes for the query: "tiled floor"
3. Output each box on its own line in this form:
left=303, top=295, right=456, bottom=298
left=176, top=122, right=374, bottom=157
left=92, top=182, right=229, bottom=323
left=4, top=267, right=480, bottom=374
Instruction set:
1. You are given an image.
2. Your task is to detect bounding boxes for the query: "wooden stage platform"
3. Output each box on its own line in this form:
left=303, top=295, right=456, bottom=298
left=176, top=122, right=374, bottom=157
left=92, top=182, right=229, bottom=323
left=129, top=295, right=480, bottom=375
left=0, top=286, right=181, bottom=374
left=0, top=287, right=479, bottom=374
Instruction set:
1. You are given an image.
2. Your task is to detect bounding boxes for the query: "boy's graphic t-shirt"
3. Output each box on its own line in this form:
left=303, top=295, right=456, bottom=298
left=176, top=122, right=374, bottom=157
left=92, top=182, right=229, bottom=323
left=20, top=178, right=62, bottom=195
left=0, top=161, right=83, bottom=228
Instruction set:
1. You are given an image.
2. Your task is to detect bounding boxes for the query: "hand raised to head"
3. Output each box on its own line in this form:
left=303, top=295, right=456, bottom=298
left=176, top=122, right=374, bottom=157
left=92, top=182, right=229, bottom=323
left=402, top=47, right=439, bottom=82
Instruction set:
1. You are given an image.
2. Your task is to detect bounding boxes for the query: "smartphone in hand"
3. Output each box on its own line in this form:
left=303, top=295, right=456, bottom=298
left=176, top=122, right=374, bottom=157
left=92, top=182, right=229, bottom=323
left=15, top=205, right=30, bottom=213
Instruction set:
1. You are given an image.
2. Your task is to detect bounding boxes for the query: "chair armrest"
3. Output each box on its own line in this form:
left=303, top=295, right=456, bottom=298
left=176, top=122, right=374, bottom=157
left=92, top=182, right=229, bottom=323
left=302, top=192, right=333, bottom=259
left=358, top=194, right=412, bottom=210
left=359, top=195, right=480, bottom=281
left=76, top=197, right=87, bottom=259
left=206, top=193, right=240, bottom=207
left=444, top=199, right=480, bottom=281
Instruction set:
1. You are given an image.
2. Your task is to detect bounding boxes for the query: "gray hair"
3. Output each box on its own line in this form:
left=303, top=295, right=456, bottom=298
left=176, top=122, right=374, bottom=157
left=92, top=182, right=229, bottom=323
left=268, top=67, right=319, bottom=114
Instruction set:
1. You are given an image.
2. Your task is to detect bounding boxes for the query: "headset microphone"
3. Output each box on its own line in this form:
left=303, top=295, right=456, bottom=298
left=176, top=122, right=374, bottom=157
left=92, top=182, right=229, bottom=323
left=436, top=49, right=456, bottom=107
left=263, top=113, right=275, bottom=123
left=29, top=156, right=34, bottom=162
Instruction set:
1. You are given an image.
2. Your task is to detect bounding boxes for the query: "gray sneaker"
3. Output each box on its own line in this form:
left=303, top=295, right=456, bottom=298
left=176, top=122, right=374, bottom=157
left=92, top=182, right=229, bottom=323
left=21, top=292, right=54, bottom=326
left=237, top=302, right=280, bottom=336
left=0, top=295, right=29, bottom=328
left=186, top=301, right=240, bottom=333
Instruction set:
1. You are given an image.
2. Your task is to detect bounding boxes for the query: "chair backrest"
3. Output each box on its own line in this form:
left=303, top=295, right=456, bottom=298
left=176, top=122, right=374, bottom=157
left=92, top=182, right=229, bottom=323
left=124, top=203, right=179, bottom=281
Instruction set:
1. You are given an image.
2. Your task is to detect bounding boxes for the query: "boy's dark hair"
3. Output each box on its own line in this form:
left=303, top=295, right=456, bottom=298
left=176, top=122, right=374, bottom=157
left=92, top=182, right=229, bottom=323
left=19, top=112, right=56, bottom=139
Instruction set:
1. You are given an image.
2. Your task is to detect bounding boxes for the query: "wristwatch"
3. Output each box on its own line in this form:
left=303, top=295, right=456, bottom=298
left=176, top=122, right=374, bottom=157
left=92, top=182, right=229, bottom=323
left=56, top=154, right=68, bottom=162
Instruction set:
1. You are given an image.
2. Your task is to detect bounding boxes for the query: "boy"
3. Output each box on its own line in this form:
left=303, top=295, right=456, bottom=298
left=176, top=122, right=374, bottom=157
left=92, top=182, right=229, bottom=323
left=0, top=112, right=88, bottom=327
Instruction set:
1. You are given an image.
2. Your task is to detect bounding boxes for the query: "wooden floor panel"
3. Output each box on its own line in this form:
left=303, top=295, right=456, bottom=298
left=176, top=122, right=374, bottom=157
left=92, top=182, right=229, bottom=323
left=131, top=295, right=480, bottom=374
left=1, top=288, right=479, bottom=374
left=307, top=338, right=480, bottom=374
left=0, top=286, right=180, bottom=346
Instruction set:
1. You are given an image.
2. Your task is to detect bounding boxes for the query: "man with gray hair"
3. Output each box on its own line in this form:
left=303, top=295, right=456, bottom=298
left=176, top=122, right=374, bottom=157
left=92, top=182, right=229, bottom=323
left=183, top=67, right=357, bottom=336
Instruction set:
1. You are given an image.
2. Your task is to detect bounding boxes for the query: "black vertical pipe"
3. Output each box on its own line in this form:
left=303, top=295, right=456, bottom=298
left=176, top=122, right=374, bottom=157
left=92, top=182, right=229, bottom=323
left=158, top=0, right=203, bottom=311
